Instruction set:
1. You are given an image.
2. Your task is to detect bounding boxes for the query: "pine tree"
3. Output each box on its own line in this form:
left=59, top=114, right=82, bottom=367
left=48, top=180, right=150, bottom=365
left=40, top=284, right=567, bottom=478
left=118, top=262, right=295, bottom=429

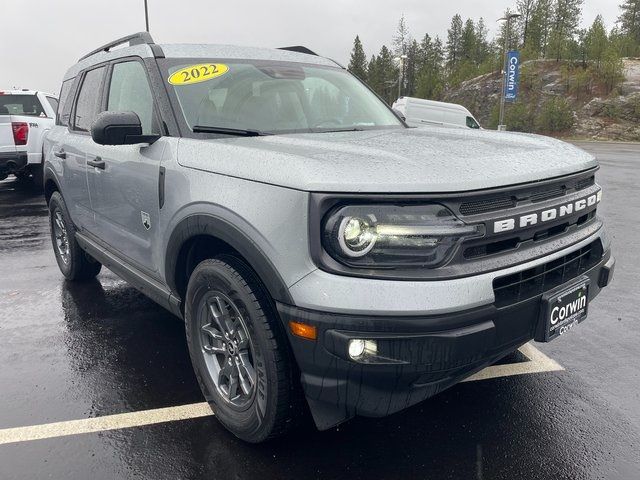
left=526, top=0, right=554, bottom=57
left=461, top=19, right=477, bottom=62
left=585, top=15, right=609, bottom=68
left=618, top=0, right=640, bottom=47
left=393, top=15, right=412, bottom=56
left=517, top=0, right=538, bottom=45
left=405, top=40, right=420, bottom=96
left=367, top=54, right=381, bottom=94
left=416, top=35, right=445, bottom=99
left=393, top=16, right=412, bottom=97
left=348, top=36, right=368, bottom=82
left=475, top=18, right=491, bottom=66
left=370, top=46, right=398, bottom=104
left=549, top=0, right=584, bottom=61
left=446, top=14, right=464, bottom=68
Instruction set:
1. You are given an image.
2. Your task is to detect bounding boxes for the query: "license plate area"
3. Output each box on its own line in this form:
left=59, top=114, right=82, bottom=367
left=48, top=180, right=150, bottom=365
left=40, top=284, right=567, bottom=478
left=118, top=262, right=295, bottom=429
left=536, top=277, right=590, bottom=342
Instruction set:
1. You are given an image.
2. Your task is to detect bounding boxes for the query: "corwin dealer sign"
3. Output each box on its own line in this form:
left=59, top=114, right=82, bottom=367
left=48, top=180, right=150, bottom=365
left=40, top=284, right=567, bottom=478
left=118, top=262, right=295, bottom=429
left=505, top=50, right=520, bottom=102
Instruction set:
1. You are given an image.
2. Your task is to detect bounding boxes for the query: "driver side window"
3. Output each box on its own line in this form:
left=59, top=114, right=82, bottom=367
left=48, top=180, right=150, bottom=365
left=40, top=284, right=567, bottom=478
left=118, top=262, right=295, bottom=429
left=107, top=61, right=157, bottom=135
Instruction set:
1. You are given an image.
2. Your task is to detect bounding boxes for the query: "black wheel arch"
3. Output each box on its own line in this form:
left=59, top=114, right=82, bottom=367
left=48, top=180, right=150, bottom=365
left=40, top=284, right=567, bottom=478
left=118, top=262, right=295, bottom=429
left=165, top=214, right=294, bottom=307
left=43, top=166, right=61, bottom=205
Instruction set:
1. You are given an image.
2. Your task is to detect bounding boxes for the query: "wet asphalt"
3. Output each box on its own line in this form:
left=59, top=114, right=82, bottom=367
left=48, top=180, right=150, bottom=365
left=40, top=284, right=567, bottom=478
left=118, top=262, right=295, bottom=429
left=0, top=141, right=638, bottom=480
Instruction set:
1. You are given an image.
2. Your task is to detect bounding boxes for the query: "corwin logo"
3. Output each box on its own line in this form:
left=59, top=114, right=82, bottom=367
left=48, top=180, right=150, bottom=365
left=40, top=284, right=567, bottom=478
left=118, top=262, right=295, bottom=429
left=492, top=190, right=601, bottom=234
left=550, top=294, right=587, bottom=326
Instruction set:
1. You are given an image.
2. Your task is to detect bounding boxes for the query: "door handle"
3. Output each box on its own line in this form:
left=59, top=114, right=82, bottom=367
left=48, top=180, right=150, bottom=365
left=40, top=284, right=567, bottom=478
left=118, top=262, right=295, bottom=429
left=87, top=156, right=105, bottom=170
left=53, top=149, right=66, bottom=159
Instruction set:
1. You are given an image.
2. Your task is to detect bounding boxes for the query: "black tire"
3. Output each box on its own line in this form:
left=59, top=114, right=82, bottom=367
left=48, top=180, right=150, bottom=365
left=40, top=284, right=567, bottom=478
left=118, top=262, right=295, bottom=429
left=185, top=255, right=302, bottom=443
left=48, top=191, right=102, bottom=281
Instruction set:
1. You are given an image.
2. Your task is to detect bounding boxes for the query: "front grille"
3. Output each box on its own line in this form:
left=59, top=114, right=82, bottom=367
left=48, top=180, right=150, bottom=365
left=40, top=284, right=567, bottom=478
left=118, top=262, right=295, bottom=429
left=457, top=173, right=596, bottom=217
left=465, top=210, right=598, bottom=260
left=529, top=185, right=566, bottom=203
left=575, top=176, right=596, bottom=191
left=492, top=240, right=603, bottom=308
left=459, top=197, right=517, bottom=215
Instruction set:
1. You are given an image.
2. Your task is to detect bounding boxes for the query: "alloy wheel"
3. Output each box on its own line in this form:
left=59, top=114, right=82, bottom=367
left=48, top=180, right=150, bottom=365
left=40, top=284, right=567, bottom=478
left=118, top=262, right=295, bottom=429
left=199, top=291, right=257, bottom=408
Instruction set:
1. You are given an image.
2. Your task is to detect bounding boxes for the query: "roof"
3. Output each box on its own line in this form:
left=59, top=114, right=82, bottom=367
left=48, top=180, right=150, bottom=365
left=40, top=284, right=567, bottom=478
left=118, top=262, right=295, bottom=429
left=0, top=89, right=56, bottom=97
left=64, top=41, right=338, bottom=81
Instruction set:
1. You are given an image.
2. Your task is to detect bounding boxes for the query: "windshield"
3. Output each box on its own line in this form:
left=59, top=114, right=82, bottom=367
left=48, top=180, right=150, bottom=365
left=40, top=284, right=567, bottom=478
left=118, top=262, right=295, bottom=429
left=162, top=59, right=403, bottom=135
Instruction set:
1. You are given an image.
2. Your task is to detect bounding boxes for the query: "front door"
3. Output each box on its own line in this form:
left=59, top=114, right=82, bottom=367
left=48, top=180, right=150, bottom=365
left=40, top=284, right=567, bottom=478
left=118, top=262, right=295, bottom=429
left=86, top=60, right=165, bottom=274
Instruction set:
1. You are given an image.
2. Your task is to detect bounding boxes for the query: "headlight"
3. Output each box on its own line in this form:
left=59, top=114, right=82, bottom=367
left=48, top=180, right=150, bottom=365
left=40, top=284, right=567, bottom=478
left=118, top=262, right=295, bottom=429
left=323, top=204, right=481, bottom=269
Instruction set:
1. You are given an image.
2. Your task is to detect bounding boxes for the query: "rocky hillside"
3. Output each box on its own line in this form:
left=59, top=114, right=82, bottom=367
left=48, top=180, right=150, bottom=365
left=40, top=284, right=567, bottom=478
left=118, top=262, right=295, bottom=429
left=444, top=59, right=640, bottom=142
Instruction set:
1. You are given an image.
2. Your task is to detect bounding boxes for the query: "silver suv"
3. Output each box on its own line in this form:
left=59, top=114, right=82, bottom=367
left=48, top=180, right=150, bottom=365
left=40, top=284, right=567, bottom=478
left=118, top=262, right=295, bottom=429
left=44, top=33, right=615, bottom=443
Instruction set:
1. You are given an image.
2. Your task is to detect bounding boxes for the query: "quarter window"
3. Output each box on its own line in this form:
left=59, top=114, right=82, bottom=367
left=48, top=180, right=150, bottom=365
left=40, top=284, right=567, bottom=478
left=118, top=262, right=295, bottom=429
left=46, top=97, right=59, bottom=117
left=58, top=78, right=76, bottom=127
left=107, top=61, right=157, bottom=135
left=73, top=67, right=106, bottom=132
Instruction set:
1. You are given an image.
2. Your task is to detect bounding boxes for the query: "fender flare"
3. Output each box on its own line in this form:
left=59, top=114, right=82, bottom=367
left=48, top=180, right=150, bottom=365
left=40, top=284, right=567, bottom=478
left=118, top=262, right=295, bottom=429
left=164, top=214, right=294, bottom=305
left=43, top=165, right=61, bottom=203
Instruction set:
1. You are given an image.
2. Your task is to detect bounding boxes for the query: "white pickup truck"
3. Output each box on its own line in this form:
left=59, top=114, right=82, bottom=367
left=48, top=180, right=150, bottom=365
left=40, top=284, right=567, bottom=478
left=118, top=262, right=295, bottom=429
left=0, top=89, right=58, bottom=185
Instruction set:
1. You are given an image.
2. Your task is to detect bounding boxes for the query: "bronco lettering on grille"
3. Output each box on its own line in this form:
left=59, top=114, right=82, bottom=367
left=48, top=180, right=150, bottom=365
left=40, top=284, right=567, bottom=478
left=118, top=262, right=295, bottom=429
left=492, top=190, right=601, bottom=234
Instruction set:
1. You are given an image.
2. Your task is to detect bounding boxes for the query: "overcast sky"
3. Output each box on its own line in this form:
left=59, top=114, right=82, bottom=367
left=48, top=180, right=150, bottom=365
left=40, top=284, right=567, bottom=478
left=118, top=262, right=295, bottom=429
left=1, top=0, right=620, bottom=94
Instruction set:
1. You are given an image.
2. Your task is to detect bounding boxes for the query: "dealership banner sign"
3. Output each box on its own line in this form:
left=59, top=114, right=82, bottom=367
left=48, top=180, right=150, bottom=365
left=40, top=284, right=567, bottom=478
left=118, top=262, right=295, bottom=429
left=505, top=50, right=520, bottom=101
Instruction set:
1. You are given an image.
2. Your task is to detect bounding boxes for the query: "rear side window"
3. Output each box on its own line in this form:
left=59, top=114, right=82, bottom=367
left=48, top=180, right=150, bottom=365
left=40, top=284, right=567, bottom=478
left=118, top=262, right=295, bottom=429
left=73, top=67, right=106, bottom=132
left=0, top=94, right=46, bottom=117
left=58, top=78, right=77, bottom=126
left=107, top=61, right=157, bottom=135
left=46, top=97, right=59, bottom=116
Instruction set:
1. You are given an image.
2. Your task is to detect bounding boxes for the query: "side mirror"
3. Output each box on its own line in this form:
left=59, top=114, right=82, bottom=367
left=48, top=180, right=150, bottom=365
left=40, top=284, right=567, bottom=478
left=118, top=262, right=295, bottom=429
left=91, top=111, right=160, bottom=146
left=392, top=108, right=406, bottom=122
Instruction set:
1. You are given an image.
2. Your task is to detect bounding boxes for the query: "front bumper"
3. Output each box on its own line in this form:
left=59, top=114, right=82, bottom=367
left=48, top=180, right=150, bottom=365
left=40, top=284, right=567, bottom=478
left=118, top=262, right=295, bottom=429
left=0, top=152, right=28, bottom=175
left=278, top=247, right=614, bottom=430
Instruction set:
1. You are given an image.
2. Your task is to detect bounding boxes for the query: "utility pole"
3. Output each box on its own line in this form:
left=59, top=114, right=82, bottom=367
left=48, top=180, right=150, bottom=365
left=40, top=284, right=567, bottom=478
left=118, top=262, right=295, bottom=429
left=144, top=0, right=150, bottom=32
left=498, top=10, right=521, bottom=131
left=395, top=54, right=408, bottom=100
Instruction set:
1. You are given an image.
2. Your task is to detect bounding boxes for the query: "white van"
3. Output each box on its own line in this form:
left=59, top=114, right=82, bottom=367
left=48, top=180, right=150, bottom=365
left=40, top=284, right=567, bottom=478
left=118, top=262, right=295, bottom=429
left=392, top=97, right=481, bottom=130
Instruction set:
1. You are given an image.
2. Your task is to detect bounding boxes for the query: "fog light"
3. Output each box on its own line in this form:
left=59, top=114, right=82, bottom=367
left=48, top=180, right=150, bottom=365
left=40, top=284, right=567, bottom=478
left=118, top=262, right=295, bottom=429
left=348, top=339, right=377, bottom=360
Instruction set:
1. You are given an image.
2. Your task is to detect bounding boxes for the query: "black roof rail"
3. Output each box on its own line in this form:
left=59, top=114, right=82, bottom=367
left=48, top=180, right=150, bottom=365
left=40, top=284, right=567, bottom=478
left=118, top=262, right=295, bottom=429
left=79, top=32, right=161, bottom=61
left=278, top=46, right=318, bottom=56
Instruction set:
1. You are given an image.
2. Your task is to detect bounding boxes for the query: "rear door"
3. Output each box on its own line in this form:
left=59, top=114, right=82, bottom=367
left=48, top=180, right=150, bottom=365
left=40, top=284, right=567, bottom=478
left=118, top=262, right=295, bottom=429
left=61, top=66, right=107, bottom=229
left=86, top=59, right=165, bottom=273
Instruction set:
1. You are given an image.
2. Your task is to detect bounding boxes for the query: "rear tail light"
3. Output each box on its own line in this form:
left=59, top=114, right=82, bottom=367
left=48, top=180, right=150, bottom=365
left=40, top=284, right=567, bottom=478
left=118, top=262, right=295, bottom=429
left=11, top=122, right=28, bottom=146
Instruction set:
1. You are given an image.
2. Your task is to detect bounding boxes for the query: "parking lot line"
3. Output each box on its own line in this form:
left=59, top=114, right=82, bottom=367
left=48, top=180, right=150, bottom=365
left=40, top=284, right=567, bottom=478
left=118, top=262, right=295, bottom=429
left=0, top=403, right=214, bottom=446
left=0, top=343, right=561, bottom=446
left=463, top=343, right=564, bottom=382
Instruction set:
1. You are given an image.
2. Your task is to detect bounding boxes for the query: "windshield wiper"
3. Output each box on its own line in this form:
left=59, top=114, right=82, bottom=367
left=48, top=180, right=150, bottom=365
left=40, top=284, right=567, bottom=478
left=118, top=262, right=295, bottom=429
left=318, top=127, right=366, bottom=133
left=192, top=125, right=269, bottom=136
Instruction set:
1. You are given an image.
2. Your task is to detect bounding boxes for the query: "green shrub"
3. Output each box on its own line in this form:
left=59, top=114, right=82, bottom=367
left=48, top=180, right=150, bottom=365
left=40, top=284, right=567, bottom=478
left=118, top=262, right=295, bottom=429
left=505, top=102, right=536, bottom=132
left=536, top=97, right=575, bottom=133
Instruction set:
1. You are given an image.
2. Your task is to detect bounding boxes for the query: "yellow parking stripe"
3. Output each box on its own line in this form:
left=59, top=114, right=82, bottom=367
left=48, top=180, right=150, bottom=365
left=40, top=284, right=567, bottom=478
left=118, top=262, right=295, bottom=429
left=0, top=402, right=213, bottom=446
left=463, top=343, right=564, bottom=382
left=0, top=343, right=562, bottom=446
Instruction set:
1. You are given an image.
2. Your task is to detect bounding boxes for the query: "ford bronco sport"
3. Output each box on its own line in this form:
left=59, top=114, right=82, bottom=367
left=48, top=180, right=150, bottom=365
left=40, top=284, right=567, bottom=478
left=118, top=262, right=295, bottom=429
left=44, top=33, right=615, bottom=443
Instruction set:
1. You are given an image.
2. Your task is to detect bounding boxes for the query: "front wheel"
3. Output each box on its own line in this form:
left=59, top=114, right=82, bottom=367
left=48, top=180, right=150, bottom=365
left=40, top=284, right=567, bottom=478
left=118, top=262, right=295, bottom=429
left=185, top=256, right=302, bottom=443
left=48, top=191, right=102, bottom=281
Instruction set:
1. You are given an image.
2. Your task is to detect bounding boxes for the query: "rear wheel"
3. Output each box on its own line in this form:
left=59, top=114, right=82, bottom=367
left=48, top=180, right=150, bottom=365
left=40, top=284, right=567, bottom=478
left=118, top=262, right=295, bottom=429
left=185, top=256, right=302, bottom=443
left=48, top=191, right=102, bottom=281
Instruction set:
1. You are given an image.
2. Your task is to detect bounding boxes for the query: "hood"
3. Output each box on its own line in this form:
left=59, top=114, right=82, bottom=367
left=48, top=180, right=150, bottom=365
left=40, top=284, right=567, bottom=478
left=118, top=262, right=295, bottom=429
left=177, top=126, right=597, bottom=193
